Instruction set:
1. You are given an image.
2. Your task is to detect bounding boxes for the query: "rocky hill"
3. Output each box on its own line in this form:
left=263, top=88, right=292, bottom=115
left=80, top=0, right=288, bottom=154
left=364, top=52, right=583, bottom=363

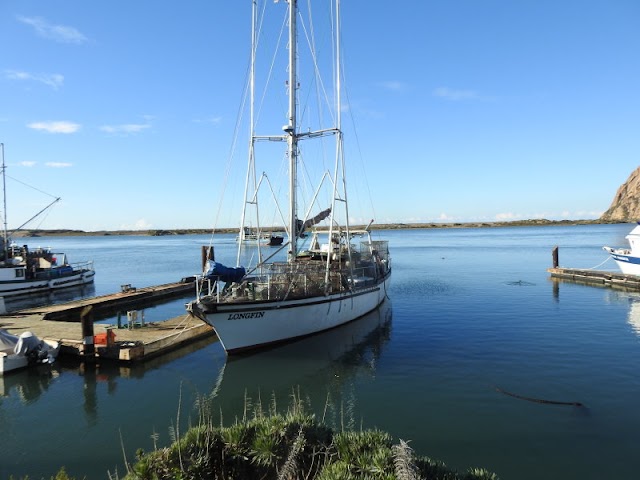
left=601, top=167, right=640, bottom=221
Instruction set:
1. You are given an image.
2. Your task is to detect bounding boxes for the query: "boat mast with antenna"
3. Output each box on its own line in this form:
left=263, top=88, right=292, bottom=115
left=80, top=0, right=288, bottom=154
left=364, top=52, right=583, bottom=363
left=1, top=143, right=7, bottom=260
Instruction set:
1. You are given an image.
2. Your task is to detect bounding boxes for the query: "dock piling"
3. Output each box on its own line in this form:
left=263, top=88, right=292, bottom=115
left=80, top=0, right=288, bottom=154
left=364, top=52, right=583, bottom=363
left=80, top=305, right=95, bottom=362
left=552, top=246, right=559, bottom=268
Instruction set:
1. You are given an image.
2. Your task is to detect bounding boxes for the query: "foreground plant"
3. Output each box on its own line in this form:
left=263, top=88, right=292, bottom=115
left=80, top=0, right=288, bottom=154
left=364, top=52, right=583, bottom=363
left=123, top=392, right=499, bottom=480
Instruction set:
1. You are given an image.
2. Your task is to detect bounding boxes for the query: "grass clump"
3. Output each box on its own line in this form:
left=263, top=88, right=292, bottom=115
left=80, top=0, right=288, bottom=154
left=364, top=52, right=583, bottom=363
left=124, top=390, right=499, bottom=480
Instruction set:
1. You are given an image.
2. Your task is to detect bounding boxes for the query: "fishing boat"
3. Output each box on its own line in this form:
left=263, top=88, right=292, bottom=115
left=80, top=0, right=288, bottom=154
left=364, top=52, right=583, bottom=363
left=0, top=143, right=95, bottom=298
left=603, top=223, right=640, bottom=275
left=187, top=0, right=391, bottom=354
left=236, top=226, right=284, bottom=247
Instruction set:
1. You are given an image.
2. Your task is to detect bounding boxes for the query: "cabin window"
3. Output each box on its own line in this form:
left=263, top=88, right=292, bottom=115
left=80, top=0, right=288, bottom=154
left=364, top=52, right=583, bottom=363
left=15, top=269, right=25, bottom=278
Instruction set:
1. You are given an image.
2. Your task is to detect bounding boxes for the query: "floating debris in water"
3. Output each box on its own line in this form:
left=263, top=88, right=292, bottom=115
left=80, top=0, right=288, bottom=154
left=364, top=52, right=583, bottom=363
left=495, top=386, right=584, bottom=407
left=506, top=280, right=536, bottom=286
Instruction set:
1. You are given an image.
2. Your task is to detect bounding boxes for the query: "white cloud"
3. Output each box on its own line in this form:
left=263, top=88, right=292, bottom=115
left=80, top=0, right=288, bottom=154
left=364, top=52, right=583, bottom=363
left=194, top=116, right=222, bottom=125
left=379, top=81, right=407, bottom=92
left=495, top=212, right=519, bottom=221
left=27, top=121, right=81, bottom=134
left=17, top=15, right=88, bottom=44
left=5, top=69, right=64, bottom=89
left=433, top=87, right=480, bottom=101
left=100, top=124, right=151, bottom=135
left=120, top=219, right=153, bottom=230
left=19, top=161, right=37, bottom=167
left=46, top=162, right=72, bottom=168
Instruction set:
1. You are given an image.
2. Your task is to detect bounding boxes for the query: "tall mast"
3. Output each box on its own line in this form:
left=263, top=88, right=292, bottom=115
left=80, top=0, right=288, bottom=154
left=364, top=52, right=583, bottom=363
left=237, top=0, right=259, bottom=267
left=287, top=0, right=298, bottom=261
left=335, top=0, right=350, bottom=234
left=1, top=143, right=7, bottom=259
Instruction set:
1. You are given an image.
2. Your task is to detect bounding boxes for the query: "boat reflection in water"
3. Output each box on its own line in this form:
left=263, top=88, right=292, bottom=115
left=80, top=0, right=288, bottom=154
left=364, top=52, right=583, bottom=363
left=210, top=300, right=392, bottom=427
left=609, top=291, right=640, bottom=337
left=2, top=283, right=96, bottom=313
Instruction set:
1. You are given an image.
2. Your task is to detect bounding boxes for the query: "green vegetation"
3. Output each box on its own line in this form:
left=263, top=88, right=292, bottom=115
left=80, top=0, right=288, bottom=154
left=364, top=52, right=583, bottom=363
left=118, top=392, right=498, bottom=480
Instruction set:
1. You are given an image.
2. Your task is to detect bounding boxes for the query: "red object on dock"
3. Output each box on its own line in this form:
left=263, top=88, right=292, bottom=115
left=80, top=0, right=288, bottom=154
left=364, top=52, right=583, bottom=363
left=94, top=330, right=115, bottom=346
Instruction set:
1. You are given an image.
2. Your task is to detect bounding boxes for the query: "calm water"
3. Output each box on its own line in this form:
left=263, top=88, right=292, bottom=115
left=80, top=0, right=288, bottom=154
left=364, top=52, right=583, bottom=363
left=1, top=224, right=640, bottom=479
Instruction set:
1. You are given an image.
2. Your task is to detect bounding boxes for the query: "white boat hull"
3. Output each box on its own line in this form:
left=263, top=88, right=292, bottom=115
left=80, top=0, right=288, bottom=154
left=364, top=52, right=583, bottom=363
left=603, top=247, right=640, bottom=275
left=192, top=275, right=390, bottom=354
left=0, top=352, right=29, bottom=374
left=0, top=269, right=95, bottom=297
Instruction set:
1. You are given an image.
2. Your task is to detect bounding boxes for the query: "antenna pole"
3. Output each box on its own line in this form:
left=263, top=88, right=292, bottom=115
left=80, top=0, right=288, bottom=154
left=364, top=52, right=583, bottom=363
left=287, top=0, right=298, bottom=261
left=1, top=143, right=7, bottom=260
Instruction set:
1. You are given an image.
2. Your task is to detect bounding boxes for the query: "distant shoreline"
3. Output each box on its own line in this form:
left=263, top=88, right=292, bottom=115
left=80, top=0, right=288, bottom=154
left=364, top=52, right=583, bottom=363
left=8, top=218, right=626, bottom=237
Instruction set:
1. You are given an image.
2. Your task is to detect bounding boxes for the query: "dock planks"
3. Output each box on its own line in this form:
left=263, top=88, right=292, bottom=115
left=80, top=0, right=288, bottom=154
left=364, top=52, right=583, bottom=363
left=0, top=278, right=216, bottom=362
left=17, top=279, right=196, bottom=321
left=548, top=267, right=640, bottom=290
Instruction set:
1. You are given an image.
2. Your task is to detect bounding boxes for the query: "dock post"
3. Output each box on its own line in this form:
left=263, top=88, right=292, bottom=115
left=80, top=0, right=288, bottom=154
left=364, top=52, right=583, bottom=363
left=80, top=305, right=95, bottom=362
left=202, top=246, right=214, bottom=270
left=552, top=246, right=559, bottom=268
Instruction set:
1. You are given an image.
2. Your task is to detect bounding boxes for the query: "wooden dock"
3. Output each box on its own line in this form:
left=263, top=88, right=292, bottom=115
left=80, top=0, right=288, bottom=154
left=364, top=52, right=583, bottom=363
left=0, top=312, right=215, bottom=362
left=548, top=267, right=640, bottom=290
left=0, top=277, right=216, bottom=363
left=16, top=278, right=197, bottom=321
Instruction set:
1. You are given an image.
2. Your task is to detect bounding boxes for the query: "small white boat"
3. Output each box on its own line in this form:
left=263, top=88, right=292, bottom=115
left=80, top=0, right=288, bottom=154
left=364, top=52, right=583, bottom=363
left=0, top=329, right=60, bottom=375
left=603, top=223, right=640, bottom=275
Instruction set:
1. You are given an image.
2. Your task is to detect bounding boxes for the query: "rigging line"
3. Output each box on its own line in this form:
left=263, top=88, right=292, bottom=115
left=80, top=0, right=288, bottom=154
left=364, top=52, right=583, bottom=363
left=584, top=256, right=613, bottom=270
left=170, top=314, right=192, bottom=334
left=255, top=2, right=288, bottom=128
left=13, top=197, right=61, bottom=232
left=26, top=204, right=55, bottom=232
left=208, top=33, right=253, bottom=247
left=341, top=69, right=376, bottom=221
left=4, top=174, right=60, bottom=200
left=208, top=0, right=275, bottom=247
left=298, top=4, right=335, bottom=194
left=298, top=7, right=336, bottom=128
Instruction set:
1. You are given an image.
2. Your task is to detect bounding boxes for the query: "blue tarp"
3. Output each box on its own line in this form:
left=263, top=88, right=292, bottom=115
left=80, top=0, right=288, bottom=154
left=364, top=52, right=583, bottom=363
left=204, top=261, right=246, bottom=283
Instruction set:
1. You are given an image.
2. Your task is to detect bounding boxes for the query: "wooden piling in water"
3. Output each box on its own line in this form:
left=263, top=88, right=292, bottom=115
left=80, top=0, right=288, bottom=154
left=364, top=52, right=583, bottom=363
left=80, top=305, right=95, bottom=362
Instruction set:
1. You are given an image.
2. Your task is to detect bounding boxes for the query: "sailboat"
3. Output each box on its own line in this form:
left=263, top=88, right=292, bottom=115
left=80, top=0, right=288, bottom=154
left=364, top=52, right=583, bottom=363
left=186, top=0, right=391, bottom=354
left=0, top=143, right=95, bottom=298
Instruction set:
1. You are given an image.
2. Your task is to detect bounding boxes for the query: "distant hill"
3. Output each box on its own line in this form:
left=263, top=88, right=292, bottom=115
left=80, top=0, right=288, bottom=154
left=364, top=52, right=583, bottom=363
left=601, top=166, right=640, bottom=222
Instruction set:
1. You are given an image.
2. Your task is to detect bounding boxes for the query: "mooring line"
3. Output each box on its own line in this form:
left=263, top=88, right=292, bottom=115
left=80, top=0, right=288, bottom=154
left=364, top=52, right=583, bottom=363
left=495, top=386, right=584, bottom=407
left=584, top=255, right=613, bottom=270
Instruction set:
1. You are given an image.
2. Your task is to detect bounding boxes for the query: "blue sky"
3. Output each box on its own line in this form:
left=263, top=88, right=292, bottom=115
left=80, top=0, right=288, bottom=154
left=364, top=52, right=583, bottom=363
left=1, top=0, right=638, bottom=231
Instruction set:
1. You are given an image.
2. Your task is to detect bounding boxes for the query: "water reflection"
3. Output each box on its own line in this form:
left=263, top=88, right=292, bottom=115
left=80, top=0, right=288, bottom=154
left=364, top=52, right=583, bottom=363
left=1, top=335, right=217, bottom=408
left=628, top=298, right=640, bottom=336
left=211, top=300, right=392, bottom=427
left=3, top=283, right=96, bottom=313
left=608, top=291, right=640, bottom=337
left=0, top=365, right=60, bottom=403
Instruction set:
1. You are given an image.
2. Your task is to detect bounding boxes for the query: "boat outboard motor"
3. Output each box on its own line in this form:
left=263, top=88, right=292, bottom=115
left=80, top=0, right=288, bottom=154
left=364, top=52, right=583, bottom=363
left=14, top=331, right=52, bottom=363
